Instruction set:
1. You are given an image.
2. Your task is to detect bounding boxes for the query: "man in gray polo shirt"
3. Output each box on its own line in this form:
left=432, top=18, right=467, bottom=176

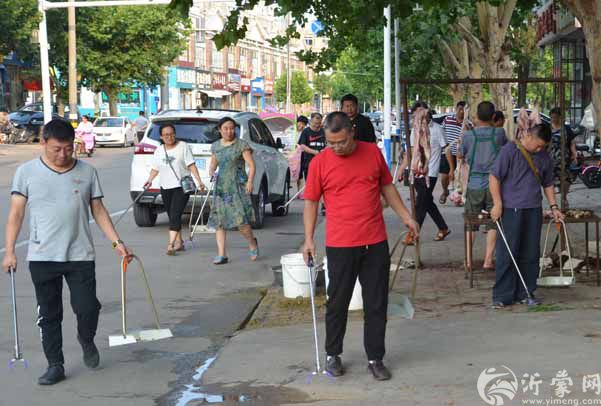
left=2, top=119, right=132, bottom=385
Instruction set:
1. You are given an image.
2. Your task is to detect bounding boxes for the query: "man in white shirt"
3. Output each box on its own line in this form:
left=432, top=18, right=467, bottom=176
left=134, top=111, right=149, bottom=142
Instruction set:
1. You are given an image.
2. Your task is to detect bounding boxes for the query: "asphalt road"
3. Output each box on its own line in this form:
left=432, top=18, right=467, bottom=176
left=0, top=144, right=308, bottom=405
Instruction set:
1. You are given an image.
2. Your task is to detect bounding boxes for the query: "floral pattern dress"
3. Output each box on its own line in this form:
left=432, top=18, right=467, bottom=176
left=208, top=138, right=255, bottom=230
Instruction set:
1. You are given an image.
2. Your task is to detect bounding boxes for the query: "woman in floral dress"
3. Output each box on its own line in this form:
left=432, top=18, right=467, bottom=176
left=208, top=117, right=259, bottom=264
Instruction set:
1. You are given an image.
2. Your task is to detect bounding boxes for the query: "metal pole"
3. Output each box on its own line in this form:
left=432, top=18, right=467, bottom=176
left=559, top=81, right=567, bottom=210
left=38, top=2, right=53, bottom=124
left=68, top=0, right=78, bottom=121
left=286, top=14, right=291, bottom=113
left=383, top=6, right=392, bottom=165
left=394, top=18, right=401, bottom=166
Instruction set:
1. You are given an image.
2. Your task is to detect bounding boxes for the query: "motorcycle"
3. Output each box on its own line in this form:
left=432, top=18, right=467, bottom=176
left=75, top=128, right=95, bottom=157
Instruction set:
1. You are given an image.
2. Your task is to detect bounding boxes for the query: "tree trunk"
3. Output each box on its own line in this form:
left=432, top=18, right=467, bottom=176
left=105, top=88, right=118, bottom=116
left=517, top=60, right=530, bottom=108
left=56, top=97, right=65, bottom=117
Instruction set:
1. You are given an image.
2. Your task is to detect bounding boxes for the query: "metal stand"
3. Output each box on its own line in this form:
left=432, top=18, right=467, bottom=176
left=8, top=267, right=27, bottom=370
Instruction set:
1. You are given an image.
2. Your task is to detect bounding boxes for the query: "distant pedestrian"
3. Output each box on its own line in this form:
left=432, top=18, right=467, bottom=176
left=208, top=117, right=259, bottom=265
left=341, top=94, right=377, bottom=143
left=400, top=102, right=451, bottom=245
left=549, top=107, right=578, bottom=187
left=303, top=111, right=419, bottom=381
left=144, top=123, right=204, bottom=255
left=459, top=101, right=507, bottom=271
left=298, top=113, right=327, bottom=212
left=134, top=110, right=149, bottom=143
left=493, top=111, right=505, bottom=128
left=2, top=119, right=133, bottom=385
left=296, top=115, right=309, bottom=133
left=490, top=123, right=562, bottom=307
left=0, top=108, right=14, bottom=143
left=439, top=101, right=466, bottom=204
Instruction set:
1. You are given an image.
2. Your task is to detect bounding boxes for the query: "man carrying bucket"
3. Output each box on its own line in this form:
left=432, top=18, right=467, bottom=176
left=302, top=112, right=419, bottom=381
left=2, top=119, right=132, bottom=385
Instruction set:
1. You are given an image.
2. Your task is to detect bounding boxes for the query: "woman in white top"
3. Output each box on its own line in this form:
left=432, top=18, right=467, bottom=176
left=144, top=123, right=204, bottom=255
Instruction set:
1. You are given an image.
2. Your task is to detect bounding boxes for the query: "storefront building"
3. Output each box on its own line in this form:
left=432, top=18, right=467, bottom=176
left=536, top=0, right=592, bottom=125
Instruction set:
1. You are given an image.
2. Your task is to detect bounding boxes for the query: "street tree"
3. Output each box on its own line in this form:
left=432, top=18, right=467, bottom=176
left=275, top=70, right=314, bottom=106
left=0, top=0, right=39, bottom=58
left=76, top=6, right=189, bottom=115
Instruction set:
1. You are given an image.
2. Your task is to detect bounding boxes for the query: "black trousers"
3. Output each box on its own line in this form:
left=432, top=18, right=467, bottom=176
left=415, top=177, right=448, bottom=230
left=161, top=187, right=190, bottom=231
left=325, top=240, right=390, bottom=361
left=493, top=208, right=542, bottom=304
left=29, top=261, right=101, bottom=366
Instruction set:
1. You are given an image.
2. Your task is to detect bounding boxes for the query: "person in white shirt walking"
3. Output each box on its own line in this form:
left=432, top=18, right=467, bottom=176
left=144, top=123, right=204, bottom=255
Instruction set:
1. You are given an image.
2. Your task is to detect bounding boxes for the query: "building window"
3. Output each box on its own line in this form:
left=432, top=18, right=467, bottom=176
left=239, top=48, right=247, bottom=74
left=195, top=45, right=205, bottom=69
left=251, top=51, right=258, bottom=77
left=195, top=17, right=205, bottom=43
left=212, top=42, right=223, bottom=70
left=305, top=37, right=313, bottom=46
left=228, top=48, right=235, bottom=70
left=554, top=40, right=589, bottom=125
left=261, top=53, right=268, bottom=77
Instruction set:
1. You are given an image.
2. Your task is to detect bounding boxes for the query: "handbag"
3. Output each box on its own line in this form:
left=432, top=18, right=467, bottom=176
left=164, top=144, right=196, bottom=194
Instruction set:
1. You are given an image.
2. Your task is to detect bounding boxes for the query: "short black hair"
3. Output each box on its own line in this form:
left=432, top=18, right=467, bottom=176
left=411, top=101, right=428, bottom=112
left=42, top=119, right=75, bottom=143
left=139, top=111, right=145, bottom=116
left=296, top=115, right=309, bottom=125
left=217, top=116, right=236, bottom=129
left=159, top=123, right=176, bottom=136
left=530, top=123, right=552, bottom=143
left=310, top=112, right=323, bottom=120
left=323, top=111, right=352, bottom=133
left=0, top=108, right=8, bottom=113
left=477, top=101, right=495, bottom=122
left=549, top=107, right=561, bottom=116
left=456, top=101, right=466, bottom=108
left=493, top=110, right=505, bottom=121
left=340, top=94, right=358, bottom=106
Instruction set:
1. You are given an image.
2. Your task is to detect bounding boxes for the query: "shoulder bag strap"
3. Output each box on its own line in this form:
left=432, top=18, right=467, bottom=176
left=164, top=144, right=181, bottom=182
left=516, top=141, right=542, bottom=185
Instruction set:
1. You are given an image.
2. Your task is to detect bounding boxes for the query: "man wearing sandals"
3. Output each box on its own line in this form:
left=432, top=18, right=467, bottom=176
left=489, top=124, right=563, bottom=308
left=302, top=112, right=419, bottom=381
left=439, top=101, right=466, bottom=204
left=459, top=101, right=507, bottom=270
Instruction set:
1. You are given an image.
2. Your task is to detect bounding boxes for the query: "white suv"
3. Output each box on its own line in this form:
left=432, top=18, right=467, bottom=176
left=129, top=109, right=291, bottom=229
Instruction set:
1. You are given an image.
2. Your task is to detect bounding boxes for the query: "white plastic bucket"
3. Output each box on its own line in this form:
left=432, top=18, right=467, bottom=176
left=280, top=253, right=311, bottom=298
left=324, top=257, right=363, bottom=311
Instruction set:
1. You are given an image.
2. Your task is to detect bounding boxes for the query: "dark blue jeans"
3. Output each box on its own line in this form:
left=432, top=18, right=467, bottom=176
left=493, top=208, right=542, bottom=304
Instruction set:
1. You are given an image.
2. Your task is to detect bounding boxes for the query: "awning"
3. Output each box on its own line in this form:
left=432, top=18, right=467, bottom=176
left=201, top=89, right=231, bottom=98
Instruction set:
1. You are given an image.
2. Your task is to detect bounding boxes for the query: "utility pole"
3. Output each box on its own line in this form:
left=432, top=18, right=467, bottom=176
left=394, top=18, right=401, bottom=166
left=285, top=13, right=292, bottom=113
left=68, top=0, right=78, bottom=121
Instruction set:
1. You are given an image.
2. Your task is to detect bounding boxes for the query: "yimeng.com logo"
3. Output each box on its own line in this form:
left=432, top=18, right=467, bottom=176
left=478, top=366, right=519, bottom=405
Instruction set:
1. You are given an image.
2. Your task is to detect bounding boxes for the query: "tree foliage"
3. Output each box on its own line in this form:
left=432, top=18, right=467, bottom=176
left=0, top=0, right=39, bottom=58
left=75, top=6, right=190, bottom=114
left=275, top=70, right=313, bottom=105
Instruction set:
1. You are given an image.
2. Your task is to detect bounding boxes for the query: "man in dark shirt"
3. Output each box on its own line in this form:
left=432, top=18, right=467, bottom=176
left=298, top=113, right=327, bottom=180
left=341, top=94, right=376, bottom=143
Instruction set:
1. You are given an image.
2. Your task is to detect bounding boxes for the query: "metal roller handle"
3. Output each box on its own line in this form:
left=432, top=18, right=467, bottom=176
left=190, top=175, right=216, bottom=238
left=307, top=255, right=321, bottom=374
left=9, top=267, right=22, bottom=361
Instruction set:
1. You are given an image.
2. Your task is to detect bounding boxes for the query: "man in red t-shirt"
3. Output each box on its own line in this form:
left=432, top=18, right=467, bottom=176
left=303, top=112, right=419, bottom=381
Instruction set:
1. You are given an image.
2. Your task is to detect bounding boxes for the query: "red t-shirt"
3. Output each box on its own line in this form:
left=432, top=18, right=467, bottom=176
left=304, top=141, right=393, bottom=247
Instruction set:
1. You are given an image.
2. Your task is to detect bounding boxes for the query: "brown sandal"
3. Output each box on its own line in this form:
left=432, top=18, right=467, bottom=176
left=434, top=229, right=451, bottom=241
left=166, top=243, right=176, bottom=256
left=175, top=241, right=185, bottom=252
left=439, top=192, right=448, bottom=204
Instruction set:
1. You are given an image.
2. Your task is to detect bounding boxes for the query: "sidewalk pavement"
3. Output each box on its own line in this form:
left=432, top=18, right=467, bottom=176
left=198, top=184, right=601, bottom=405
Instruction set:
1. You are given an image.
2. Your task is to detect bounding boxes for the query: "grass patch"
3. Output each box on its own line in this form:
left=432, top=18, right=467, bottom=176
left=527, top=304, right=572, bottom=312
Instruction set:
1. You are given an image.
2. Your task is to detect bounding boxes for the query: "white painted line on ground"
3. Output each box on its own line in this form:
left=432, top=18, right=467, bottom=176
left=0, top=207, right=132, bottom=254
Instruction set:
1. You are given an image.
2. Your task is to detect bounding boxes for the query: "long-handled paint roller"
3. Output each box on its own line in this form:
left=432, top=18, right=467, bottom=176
left=109, top=255, right=173, bottom=347
left=7, top=266, right=27, bottom=370
left=113, top=185, right=150, bottom=227
left=277, top=185, right=305, bottom=211
left=189, top=175, right=217, bottom=242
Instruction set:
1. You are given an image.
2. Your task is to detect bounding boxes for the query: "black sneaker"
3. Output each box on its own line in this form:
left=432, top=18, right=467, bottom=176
left=38, top=364, right=66, bottom=385
left=325, top=355, right=344, bottom=377
left=78, top=336, right=100, bottom=369
left=368, top=360, right=392, bottom=381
